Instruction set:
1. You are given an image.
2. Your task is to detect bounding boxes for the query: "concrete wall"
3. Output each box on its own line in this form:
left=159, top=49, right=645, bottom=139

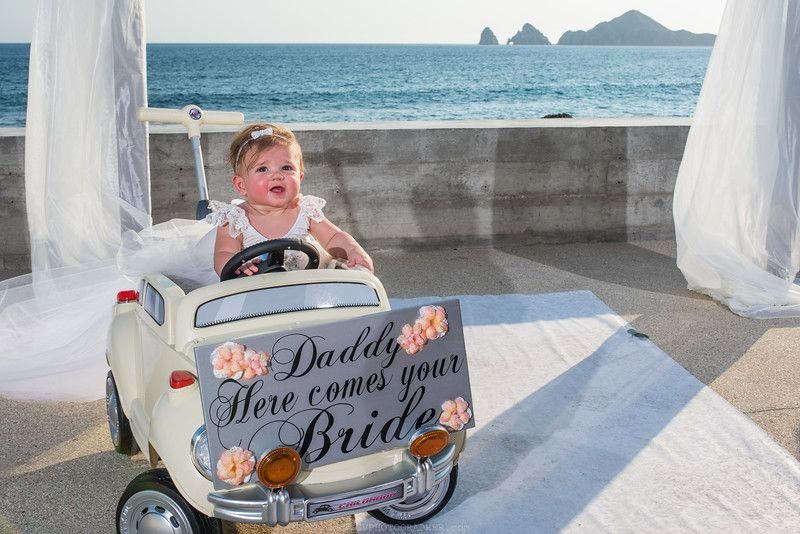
left=0, top=129, right=28, bottom=276
left=0, top=118, right=689, bottom=278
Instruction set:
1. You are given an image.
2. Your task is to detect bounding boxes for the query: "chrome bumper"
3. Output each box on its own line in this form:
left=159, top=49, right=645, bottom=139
left=208, top=444, right=456, bottom=526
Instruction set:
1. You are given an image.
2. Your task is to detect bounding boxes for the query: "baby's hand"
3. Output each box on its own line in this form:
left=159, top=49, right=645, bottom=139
left=234, top=256, right=263, bottom=276
left=347, top=250, right=374, bottom=272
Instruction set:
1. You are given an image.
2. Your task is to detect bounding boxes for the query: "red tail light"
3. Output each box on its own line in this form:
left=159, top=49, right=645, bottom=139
left=117, top=290, right=139, bottom=303
left=170, top=370, right=197, bottom=389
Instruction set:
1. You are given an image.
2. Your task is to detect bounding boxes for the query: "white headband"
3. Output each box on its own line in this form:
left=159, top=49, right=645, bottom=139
left=234, top=127, right=291, bottom=169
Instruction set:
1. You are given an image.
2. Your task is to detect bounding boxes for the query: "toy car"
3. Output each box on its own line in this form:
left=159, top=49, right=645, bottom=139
left=106, top=237, right=469, bottom=533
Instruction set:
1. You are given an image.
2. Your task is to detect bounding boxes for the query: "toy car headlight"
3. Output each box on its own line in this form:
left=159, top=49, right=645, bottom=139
left=191, top=426, right=213, bottom=480
left=408, top=426, right=450, bottom=459
left=257, top=447, right=302, bottom=488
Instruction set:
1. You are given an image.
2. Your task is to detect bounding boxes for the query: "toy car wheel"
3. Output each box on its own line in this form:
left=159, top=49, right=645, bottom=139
left=106, top=371, right=139, bottom=455
left=117, top=468, right=223, bottom=534
left=368, top=464, right=458, bottom=525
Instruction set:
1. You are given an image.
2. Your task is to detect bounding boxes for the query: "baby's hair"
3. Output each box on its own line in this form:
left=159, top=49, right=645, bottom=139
left=228, top=123, right=304, bottom=175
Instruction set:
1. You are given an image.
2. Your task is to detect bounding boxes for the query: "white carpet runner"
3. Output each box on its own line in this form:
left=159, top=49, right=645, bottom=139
left=356, top=291, right=800, bottom=532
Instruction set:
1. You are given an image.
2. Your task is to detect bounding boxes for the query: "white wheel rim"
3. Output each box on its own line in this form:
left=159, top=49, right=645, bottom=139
left=118, top=489, right=195, bottom=534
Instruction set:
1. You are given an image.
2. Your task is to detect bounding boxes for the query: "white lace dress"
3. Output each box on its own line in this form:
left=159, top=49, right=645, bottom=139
left=205, top=195, right=328, bottom=270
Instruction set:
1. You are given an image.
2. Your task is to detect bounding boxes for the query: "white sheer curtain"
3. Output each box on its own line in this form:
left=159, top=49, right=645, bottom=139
left=674, top=0, right=800, bottom=318
left=26, top=0, right=150, bottom=270
left=0, top=0, right=149, bottom=401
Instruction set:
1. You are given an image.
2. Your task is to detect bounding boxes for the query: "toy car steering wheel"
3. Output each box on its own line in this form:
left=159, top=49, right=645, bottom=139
left=219, top=238, right=320, bottom=281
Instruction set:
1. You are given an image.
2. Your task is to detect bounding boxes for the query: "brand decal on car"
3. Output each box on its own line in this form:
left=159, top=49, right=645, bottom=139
left=308, top=485, right=404, bottom=518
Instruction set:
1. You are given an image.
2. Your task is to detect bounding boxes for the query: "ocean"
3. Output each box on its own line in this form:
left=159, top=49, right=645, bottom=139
left=0, top=43, right=711, bottom=128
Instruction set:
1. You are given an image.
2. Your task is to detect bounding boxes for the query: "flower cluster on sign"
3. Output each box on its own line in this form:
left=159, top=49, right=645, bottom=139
left=397, top=305, right=449, bottom=354
left=217, top=446, right=256, bottom=485
left=194, top=300, right=474, bottom=489
left=211, top=342, right=270, bottom=380
left=439, top=397, right=472, bottom=431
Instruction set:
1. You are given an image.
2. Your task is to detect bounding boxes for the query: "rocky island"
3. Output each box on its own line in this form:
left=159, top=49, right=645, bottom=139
left=477, top=11, right=713, bottom=47
left=557, top=10, right=715, bottom=46
left=507, top=23, right=550, bottom=45
left=479, top=27, right=499, bottom=45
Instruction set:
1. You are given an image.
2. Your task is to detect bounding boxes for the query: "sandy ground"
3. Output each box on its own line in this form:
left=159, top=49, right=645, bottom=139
left=0, top=239, right=797, bottom=533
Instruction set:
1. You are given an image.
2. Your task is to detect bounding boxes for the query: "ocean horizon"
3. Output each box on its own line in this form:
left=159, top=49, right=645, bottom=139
left=0, top=43, right=711, bottom=128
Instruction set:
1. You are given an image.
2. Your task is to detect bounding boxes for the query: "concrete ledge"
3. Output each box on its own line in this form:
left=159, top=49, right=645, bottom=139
left=0, top=118, right=689, bottom=278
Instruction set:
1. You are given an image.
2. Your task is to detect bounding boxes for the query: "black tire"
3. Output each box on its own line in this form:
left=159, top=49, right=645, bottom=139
left=368, top=464, right=458, bottom=525
left=106, top=371, right=139, bottom=455
left=116, top=468, right=223, bottom=534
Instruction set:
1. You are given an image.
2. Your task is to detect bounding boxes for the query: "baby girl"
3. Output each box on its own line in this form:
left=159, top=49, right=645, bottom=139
left=208, top=123, right=373, bottom=276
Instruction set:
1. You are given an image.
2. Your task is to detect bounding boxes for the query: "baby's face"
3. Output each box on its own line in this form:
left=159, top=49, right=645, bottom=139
left=234, top=143, right=304, bottom=210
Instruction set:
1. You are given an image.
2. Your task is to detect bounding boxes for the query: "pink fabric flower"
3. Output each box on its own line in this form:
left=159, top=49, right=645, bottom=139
left=216, top=446, right=256, bottom=486
left=396, top=305, right=450, bottom=355
left=211, top=342, right=270, bottom=380
left=242, top=347, right=270, bottom=380
left=397, top=323, right=428, bottom=354
left=439, top=396, right=472, bottom=431
left=417, top=305, right=448, bottom=340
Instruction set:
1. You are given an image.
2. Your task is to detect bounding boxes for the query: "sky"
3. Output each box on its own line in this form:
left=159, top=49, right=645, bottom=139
left=2, top=0, right=726, bottom=45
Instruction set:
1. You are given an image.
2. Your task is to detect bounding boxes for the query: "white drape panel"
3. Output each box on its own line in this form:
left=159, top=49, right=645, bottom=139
left=674, top=0, right=800, bottom=317
left=25, top=0, right=150, bottom=274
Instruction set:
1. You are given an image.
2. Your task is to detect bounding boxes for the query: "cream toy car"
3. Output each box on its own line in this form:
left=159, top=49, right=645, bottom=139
left=106, top=237, right=472, bottom=533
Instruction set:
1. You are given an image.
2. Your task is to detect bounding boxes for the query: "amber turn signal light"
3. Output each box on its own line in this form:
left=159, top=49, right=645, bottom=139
left=257, top=447, right=302, bottom=488
left=408, top=426, right=450, bottom=459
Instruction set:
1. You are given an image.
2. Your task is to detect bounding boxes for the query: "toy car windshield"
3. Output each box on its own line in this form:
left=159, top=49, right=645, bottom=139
left=195, top=281, right=381, bottom=327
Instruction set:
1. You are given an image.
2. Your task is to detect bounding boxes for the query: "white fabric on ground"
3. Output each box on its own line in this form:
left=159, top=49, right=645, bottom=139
left=0, top=218, right=218, bottom=401
left=358, top=291, right=800, bottom=532
left=0, top=261, right=129, bottom=401
left=674, top=0, right=800, bottom=317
